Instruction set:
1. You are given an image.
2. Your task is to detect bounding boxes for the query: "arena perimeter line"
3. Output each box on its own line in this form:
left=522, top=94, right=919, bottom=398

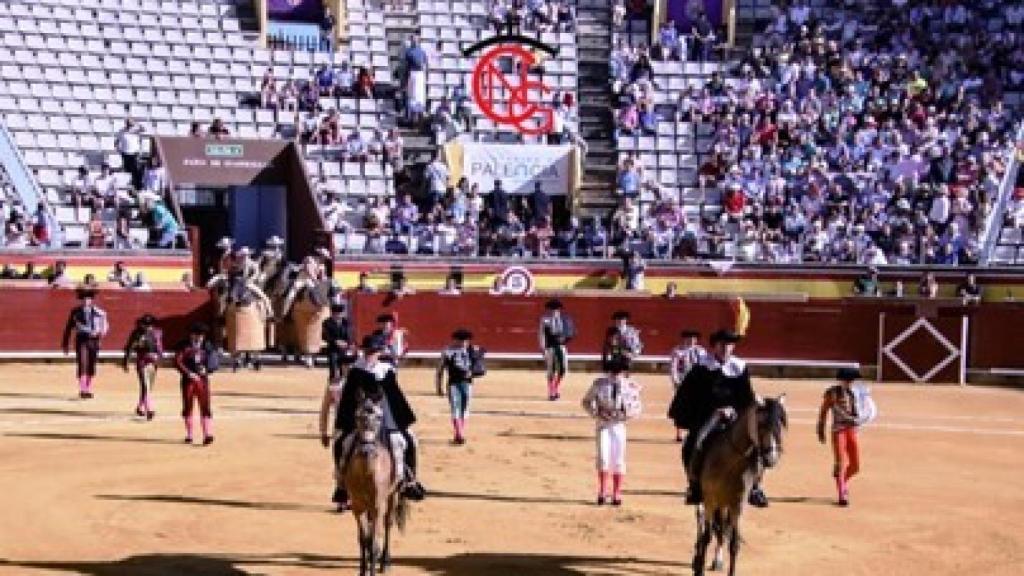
left=1, top=398, right=1022, bottom=438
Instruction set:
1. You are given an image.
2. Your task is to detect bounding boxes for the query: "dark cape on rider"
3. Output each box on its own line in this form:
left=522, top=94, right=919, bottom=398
left=667, top=328, right=768, bottom=507
left=334, top=363, right=417, bottom=434
left=667, top=358, right=755, bottom=432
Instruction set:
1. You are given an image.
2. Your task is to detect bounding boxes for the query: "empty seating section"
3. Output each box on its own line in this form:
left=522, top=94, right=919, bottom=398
left=303, top=0, right=394, bottom=199
left=0, top=0, right=398, bottom=233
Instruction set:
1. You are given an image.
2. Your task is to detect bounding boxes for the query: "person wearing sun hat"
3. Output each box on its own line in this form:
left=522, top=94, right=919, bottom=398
left=61, top=286, right=109, bottom=399
left=538, top=298, right=575, bottom=400
left=436, top=328, right=485, bottom=445
left=121, top=313, right=164, bottom=420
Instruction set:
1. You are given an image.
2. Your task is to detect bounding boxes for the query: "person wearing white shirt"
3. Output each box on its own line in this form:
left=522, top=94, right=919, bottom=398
left=788, top=0, right=810, bottom=27
left=141, top=156, right=167, bottom=196
left=93, top=164, right=118, bottom=206
left=69, top=166, right=97, bottom=214
left=115, top=118, right=146, bottom=190
left=581, top=357, right=642, bottom=506
left=928, top=187, right=951, bottom=229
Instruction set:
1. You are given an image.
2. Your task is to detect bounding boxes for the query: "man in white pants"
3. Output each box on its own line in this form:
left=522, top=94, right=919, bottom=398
left=581, top=357, right=642, bottom=506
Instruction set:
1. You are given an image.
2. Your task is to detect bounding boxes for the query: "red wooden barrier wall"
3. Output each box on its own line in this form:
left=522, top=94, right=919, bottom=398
left=349, top=293, right=886, bottom=364
left=0, top=286, right=214, bottom=353
left=0, top=286, right=1018, bottom=377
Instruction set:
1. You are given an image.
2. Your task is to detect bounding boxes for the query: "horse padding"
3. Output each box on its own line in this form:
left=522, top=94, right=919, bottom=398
left=289, top=299, right=329, bottom=354
left=226, top=303, right=267, bottom=353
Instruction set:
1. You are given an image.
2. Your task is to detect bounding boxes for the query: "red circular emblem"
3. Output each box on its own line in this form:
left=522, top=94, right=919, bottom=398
left=471, top=45, right=555, bottom=136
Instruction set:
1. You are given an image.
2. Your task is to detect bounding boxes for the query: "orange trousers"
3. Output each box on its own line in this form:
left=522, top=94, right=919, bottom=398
left=832, top=427, right=860, bottom=481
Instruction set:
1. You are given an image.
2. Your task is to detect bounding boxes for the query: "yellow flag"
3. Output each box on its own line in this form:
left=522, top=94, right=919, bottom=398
left=733, top=296, right=750, bottom=336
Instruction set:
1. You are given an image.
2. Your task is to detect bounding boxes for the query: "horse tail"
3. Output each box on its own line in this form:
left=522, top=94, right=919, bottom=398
left=394, top=493, right=411, bottom=532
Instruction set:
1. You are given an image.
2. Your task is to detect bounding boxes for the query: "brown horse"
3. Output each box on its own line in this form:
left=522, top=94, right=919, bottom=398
left=342, top=388, right=410, bottom=575
left=692, top=396, right=787, bottom=576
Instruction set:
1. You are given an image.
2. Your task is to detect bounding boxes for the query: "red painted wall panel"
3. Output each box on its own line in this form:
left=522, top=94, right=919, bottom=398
left=0, top=287, right=1016, bottom=375
left=349, top=293, right=884, bottom=364
left=0, top=286, right=214, bottom=352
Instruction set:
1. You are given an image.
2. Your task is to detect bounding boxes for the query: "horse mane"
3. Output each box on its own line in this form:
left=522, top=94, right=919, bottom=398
left=762, top=397, right=788, bottom=436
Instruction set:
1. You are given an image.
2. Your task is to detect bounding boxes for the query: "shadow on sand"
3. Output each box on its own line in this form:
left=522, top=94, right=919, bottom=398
left=496, top=430, right=677, bottom=446
left=0, top=407, right=117, bottom=418
left=428, top=489, right=592, bottom=506
left=215, top=391, right=315, bottom=401
left=95, top=494, right=327, bottom=514
left=5, top=432, right=183, bottom=445
left=0, top=551, right=687, bottom=575
left=0, top=391, right=73, bottom=400
left=768, top=495, right=837, bottom=506
left=221, top=405, right=318, bottom=416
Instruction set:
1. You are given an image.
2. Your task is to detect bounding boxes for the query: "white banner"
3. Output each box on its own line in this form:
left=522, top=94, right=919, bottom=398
left=462, top=143, right=571, bottom=195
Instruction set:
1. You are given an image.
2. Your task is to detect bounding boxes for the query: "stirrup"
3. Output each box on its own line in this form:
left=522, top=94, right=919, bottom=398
left=685, top=483, right=702, bottom=505
left=402, top=480, right=426, bottom=501
left=748, top=487, right=769, bottom=508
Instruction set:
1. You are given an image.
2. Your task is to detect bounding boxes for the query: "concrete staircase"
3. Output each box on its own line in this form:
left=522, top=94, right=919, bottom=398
left=386, top=10, right=439, bottom=163
left=574, top=0, right=617, bottom=219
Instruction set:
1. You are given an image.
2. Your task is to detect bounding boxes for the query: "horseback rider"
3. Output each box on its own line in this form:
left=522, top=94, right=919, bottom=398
left=215, top=236, right=234, bottom=276
left=668, top=328, right=770, bottom=508
left=254, top=235, right=287, bottom=291
left=331, top=334, right=426, bottom=508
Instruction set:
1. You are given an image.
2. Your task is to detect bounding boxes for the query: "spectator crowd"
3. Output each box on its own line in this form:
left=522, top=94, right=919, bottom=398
left=608, top=0, right=1022, bottom=265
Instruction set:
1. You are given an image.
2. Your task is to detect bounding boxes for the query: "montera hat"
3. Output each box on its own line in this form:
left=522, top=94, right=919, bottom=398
left=361, top=334, right=386, bottom=352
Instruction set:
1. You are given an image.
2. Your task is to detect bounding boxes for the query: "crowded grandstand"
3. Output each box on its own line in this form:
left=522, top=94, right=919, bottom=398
left=0, top=0, right=1021, bottom=273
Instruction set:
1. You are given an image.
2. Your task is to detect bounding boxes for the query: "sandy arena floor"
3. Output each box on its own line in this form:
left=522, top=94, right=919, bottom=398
left=0, top=362, right=1021, bottom=575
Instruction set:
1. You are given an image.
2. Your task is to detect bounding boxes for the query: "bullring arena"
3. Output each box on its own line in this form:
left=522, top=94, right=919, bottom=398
left=0, top=363, right=1021, bottom=576
left=1, top=0, right=1024, bottom=573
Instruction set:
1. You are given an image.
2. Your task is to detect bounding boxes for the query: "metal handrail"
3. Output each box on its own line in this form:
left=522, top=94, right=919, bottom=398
left=980, top=123, right=1024, bottom=266
left=0, top=119, right=43, bottom=211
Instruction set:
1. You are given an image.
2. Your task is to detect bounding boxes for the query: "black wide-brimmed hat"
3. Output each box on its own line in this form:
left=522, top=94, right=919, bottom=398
left=545, top=299, right=563, bottom=310
left=452, top=328, right=473, bottom=341
left=680, top=329, right=701, bottom=338
left=361, top=334, right=386, bottom=352
left=836, top=367, right=862, bottom=381
left=75, top=286, right=97, bottom=299
left=189, top=322, right=209, bottom=335
left=376, top=313, right=395, bottom=323
left=709, top=329, right=741, bottom=344
left=612, top=310, right=630, bottom=320
left=139, top=314, right=157, bottom=326
left=330, top=303, right=346, bottom=314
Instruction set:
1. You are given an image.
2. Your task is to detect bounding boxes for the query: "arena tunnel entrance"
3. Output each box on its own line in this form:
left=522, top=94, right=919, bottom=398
left=153, top=137, right=326, bottom=282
